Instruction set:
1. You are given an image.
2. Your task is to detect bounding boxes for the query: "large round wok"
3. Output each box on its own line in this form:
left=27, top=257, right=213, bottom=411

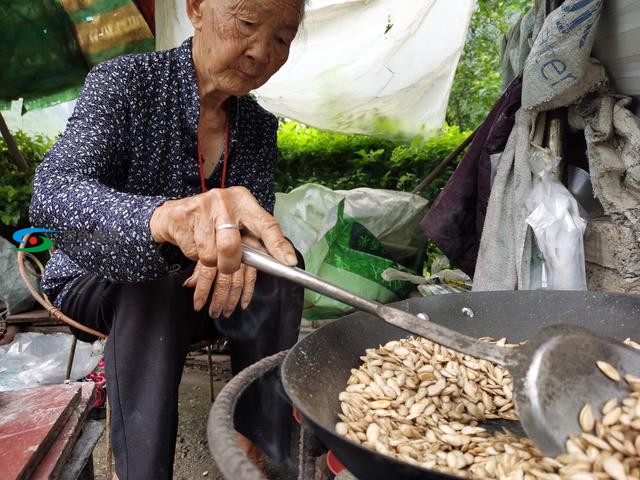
left=281, top=291, right=640, bottom=480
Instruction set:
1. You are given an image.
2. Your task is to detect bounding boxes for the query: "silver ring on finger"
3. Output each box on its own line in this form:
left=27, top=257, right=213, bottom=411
left=216, top=223, right=239, bottom=231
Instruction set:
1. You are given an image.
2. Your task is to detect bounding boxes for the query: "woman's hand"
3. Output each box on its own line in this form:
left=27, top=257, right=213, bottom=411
left=182, top=234, right=271, bottom=317
left=183, top=261, right=257, bottom=318
left=149, top=186, right=296, bottom=274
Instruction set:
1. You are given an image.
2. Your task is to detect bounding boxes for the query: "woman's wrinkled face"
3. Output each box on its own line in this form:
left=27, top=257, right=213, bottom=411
left=190, top=0, right=302, bottom=96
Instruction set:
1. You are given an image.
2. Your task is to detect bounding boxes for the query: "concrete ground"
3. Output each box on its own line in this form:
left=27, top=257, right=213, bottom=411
left=90, top=354, right=301, bottom=480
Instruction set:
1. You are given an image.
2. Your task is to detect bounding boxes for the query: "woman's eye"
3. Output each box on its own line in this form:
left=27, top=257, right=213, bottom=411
left=236, top=18, right=255, bottom=35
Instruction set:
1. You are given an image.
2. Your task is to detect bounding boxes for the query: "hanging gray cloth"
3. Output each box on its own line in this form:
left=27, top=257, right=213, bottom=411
left=474, top=0, right=611, bottom=291
left=569, top=94, right=640, bottom=281
left=521, top=0, right=607, bottom=111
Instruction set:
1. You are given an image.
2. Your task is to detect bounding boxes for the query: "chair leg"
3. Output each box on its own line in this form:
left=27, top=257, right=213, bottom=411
left=207, top=344, right=215, bottom=403
left=106, top=397, right=113, bottom=479
left=65, top=336, right=78, bottom=383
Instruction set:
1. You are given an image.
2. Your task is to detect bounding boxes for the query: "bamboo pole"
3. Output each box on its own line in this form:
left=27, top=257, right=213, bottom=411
left=412, top=128, right=477, bottom=194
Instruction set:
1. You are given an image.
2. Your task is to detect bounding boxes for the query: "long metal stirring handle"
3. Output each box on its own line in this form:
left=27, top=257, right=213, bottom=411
left=242, top=245, right=511, bottom=367
left=242, top=245, right=382, bottom=316
left=375, top=305, right=511, bottom=366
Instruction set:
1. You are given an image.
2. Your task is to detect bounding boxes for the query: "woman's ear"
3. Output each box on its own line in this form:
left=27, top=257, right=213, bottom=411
left=186, top=0, right=206, bottom=31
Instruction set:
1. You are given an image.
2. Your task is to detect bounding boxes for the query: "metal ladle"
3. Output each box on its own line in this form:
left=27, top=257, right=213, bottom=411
left=242, top=245, right=640, bottom=457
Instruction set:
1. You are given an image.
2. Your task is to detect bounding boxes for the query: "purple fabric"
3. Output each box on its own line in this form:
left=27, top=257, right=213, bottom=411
left=421, top=76, right=523, bottom=276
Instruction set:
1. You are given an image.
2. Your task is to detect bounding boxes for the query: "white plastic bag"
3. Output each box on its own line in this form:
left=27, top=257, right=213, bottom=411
left=275, top=183, right=429, bottom=264
left=275, top=184, right=429, bottom=320
left=0, top=332, right=102, bottom=391
left=0, top=236, right=36, bottom=315
left=525, top=171, right=587, bottom=290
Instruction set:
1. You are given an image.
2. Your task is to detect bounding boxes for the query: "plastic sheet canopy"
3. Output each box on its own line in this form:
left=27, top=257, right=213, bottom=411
left=156, top=0, right=475, bottom=138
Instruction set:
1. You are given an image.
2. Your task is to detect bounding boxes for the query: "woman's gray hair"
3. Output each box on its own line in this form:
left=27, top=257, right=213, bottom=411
left=299, top=0, right=310, bottom=21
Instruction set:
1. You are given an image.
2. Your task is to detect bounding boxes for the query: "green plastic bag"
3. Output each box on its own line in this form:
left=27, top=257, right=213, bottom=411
left=303, top=200, right=411, bottom=321
left=0, top=0, right=155, bottom=110
left=0, top=0, right=86, bottom=110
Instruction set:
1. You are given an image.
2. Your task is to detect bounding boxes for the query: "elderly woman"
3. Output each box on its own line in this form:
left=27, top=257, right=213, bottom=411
left=30, top=0, right=307, bottom=478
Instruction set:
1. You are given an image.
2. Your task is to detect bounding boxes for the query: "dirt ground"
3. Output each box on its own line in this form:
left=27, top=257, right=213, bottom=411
left=91, top=355, right=300, bottom=480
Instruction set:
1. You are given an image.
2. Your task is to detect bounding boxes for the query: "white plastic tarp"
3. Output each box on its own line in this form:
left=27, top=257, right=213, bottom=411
left=156, top=0, right=475, bottom=137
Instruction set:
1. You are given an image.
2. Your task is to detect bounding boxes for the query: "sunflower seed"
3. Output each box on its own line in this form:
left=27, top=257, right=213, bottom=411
left=602, top=406, right=621, bottom=426
left=336, top=334, right=640, bottom=480
left=596, top=361, right=621, bottom=382
left=579, top=404, right=595, bottom=432
left=602, top=456, right=627, bottom=480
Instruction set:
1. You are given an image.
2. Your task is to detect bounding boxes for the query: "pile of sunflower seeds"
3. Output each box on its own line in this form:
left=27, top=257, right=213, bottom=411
left=335, top=337, right=640, bottom=479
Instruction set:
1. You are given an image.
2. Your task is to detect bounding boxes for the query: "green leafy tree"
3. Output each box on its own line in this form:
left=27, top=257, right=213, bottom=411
left=447, top=0, right=530, bottom=130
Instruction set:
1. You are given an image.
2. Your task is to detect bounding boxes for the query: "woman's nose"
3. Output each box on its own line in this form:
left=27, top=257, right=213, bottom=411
left=245, top=37, right=271, bottom=65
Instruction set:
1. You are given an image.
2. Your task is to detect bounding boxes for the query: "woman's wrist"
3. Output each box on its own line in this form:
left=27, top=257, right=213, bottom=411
left=150, top=201, right=173, bottom=244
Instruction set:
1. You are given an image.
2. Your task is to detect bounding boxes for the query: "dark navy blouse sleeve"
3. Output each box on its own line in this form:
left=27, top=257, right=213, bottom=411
left=30, top=62, right=174, bottom=282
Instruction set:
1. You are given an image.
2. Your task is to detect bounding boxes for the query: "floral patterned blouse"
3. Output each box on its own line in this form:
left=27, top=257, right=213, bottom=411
left=30, top=38, right=279, bottom=306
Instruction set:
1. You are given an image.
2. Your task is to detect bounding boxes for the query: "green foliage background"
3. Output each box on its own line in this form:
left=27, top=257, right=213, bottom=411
left=276, top=121, right=469, bottom=201
left=0, top=132, right=52, bottom=229
left=447, top=0, right=530, bottom=130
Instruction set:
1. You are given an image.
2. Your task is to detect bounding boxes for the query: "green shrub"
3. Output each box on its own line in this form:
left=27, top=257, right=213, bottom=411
left=0, top=122, right=470, bottom=239
left=0, top=132, right=53, bottom=229
left=276, top=121, right=470, bottom=202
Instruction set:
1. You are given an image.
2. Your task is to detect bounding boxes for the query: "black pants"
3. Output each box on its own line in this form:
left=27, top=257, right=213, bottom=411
left=60, top=260, right=304, bottom=480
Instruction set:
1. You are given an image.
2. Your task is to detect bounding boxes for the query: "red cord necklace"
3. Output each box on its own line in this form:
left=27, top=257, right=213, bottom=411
left=197, top=116, right=230, bottom=193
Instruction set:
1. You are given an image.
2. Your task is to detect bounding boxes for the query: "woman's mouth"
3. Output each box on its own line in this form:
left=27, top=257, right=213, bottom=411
left=236, top=69, right=257, bottom=80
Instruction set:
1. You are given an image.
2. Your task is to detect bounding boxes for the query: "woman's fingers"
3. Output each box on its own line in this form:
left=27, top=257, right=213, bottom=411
left=221, top=265, right=247, bottom=317
left=193, top=264, right=217, bottom=311
left=192, top=213, right=217, bottom=267
left=238, top=235, right=261, bottom=310
left=187, top=258, right=256, bottom=317
left=194, top=191, right=241, bottom=272
left=240, top=266, right=257, bottom=310
left=258, top=220, right=297, bottom=266
left=214, top=223, right=242, bottom=274
left=228, top=190, right=297, bottom=266
left=183, top=263, right=200, bottom=288
left=209, top=270, right=231, bottom=318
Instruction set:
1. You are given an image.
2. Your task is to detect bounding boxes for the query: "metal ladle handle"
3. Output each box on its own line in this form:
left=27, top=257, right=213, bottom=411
left=242, top=246, right=512, bottom=367
left=242, top=245, right=383, bottom=316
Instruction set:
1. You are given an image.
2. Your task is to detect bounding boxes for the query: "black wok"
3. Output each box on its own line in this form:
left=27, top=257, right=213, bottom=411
left=281, top=291, right=640, bottom=480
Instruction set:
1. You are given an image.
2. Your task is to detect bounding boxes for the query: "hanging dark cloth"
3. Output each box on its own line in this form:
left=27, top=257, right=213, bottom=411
left=134, top=0, right=155, bottom=35
left=421, top=75, right=523, bottom=276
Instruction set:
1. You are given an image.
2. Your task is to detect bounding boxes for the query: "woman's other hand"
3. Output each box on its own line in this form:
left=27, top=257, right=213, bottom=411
left=183, top=260, right=257, bottom=318
left=149, top=186, right=296, bottom=274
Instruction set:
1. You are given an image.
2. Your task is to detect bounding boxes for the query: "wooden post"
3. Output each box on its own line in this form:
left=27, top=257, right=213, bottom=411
left=0, top=112, right=28, bottom=172
left=548, top=117, right=563, bottom=179
left=547, top=108, right=567, bottom=185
